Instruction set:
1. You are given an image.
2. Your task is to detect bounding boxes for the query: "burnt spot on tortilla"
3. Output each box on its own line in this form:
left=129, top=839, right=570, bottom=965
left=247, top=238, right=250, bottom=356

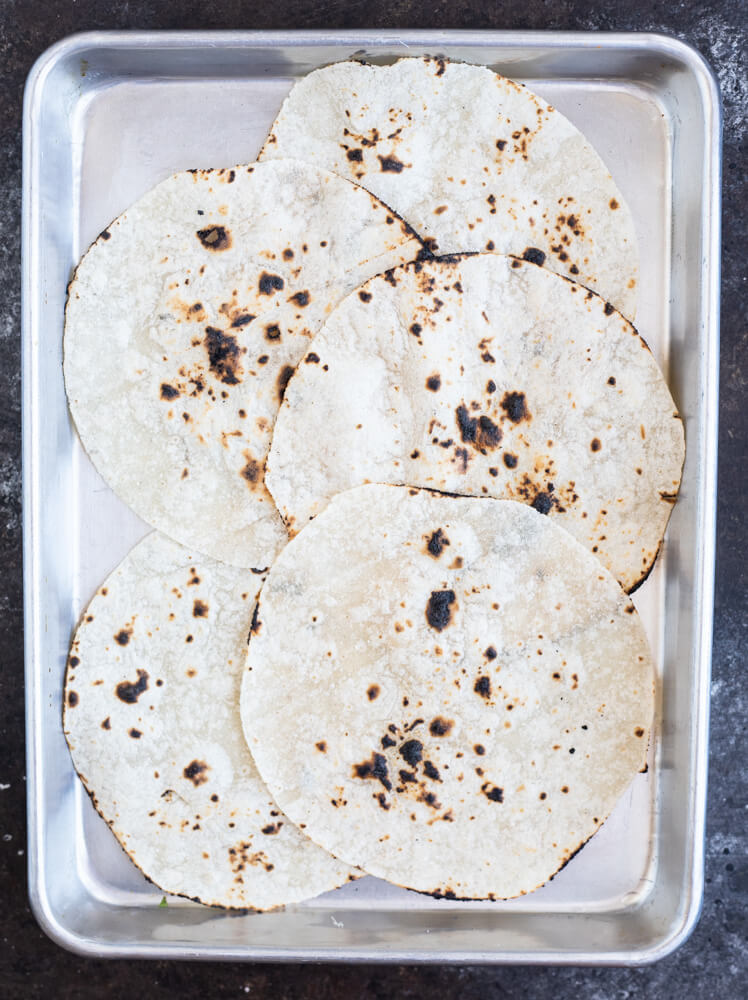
left=346, top=148, right=364, bottom=162
left=426, top=590, right=456, bottom=631
left=67, top=690, right=79, bottom=707
left=511, top=259, right=523, bottom=269
left=496, top=139, right=507, bottom=151
left=604, top=301, right=615, bottom=316
left=205, top=326, right=241, bottom=385
left=128, top=728, right=142, bottom=739
left=659, top=491, right=678, bottom=503
left=99, top=228, right=111, bottom=241
left=590, top=438, right=602, bottom=452
left=378, top=154, right=405, bottom=173
left=426, top=374, right=441, bottom=392
left=548, top=835, right=595, bottom=882
left=160, top=383, right=180, bottom=400
left=289, top=290, right=310, bottom=307
left=522, top=247, right=547, bottom=266
left=532, top=492, right=553, bottom=515
left=367, top=685, right=381, bottom=701
left=183, top=760, right=209, bottom=786
left=423, top=760, right=441, bottom=781
left=500, top=391, right=529, bottom=423
left=305, top=352, right=320, bottom=364
left=114, top=626, right=132, bottom=646
left=503, top=452, right=518, bottom=469
left=625, top=604, right=636, bottom=615
left=610, top=198, right=619, bottom=210
left=115, top=669, right=149, bottom=704
left=69, top=656, right=80, bottom=668
left=474, top=744, right=485, bottom=755
left=258, top=272, right=285, bottom=295
left=477, top=415, right=501, bottom=448
left=196, top=225, right=231, bottom=251
left=315, top=741, right=327, bottom=752
left=240, top=456, right=262, bottom=485
left=381, top=733, right=397, bottom=749
left=399, top=739, right=423, bottom=767
left=607, top=376, right=616, bottom=386
left=264, top=323, right=281, bottom=341
left=352, top=752, right=392, bottom=790
left=282, top=248, right=294, bottom=260
left=101, top=717, right=111, bottom=730
left=482, top=783, right=504, bottom=803
left=261, top=822, right=282, bottom=835
left=399, top=769, right=417, bottom=784
left=426, top=528, right=450, bottom=558
left=429, top=716, right=454, bottom=738
left=410, top=322, right=422, bottom=337
left=230, top=313, right=255, bottom=329
left=419, top=790, right=441, bottom=809
left=277, top=365, right=294, bottom=403
left=474, top=676, right=491, bottom=699
left=192, top=599, right=208, bottom=618
left=486, top=380, right=496, bottom=394
left=358, top=290, right=372, bottom=302
left=249, top=605, right=262, bottom=637
left=456, top=405, right=477, bottom=443
left=635, top=727, right=645, bottom=737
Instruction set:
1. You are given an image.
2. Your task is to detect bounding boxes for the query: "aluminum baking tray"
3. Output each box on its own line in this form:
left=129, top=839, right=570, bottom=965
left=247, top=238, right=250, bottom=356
left=22, top=29, right=720, bottom=964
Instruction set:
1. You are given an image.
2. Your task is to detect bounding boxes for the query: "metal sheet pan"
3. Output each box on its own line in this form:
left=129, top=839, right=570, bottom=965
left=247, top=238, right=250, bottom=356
left=22, top=29, right=720, bottom=964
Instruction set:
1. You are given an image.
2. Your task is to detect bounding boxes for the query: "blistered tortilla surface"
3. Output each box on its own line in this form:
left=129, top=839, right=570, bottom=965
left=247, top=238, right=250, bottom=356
left=267, top=254, right=684, bottom=592
left=63, top=531, right=352, bottom=909
left=260, top=57, right=638, bottom=316
left=64, top=159, right=422, bottom=568
left=242, top=485, right=655, bottom=900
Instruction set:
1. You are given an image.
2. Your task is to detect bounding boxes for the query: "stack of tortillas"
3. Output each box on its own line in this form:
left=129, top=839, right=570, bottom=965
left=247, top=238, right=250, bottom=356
left=63, top=56, right=683, bottom=909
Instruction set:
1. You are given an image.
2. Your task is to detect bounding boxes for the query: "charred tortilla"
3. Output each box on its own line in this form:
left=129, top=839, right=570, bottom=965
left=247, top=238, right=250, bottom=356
left=266, top=253, right=684, bottom=592
left=64, top=159, right=422, bottom=568
left=241, top=485, right=655, bottom=900
left=260, top=56, right=639, bottom=317
left=63, top=531, right=352, bottom=909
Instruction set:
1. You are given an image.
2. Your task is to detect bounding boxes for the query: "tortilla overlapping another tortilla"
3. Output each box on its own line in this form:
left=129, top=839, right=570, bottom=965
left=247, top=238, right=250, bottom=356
left=267, top=254, right=684, bottom=593
left=241, top=485, right=655, bottom=900
left=64, top=159, right=423, bottom=569
left=63, top=531, right=353, bottom=909
left=259, top=56, right=639, bottom=317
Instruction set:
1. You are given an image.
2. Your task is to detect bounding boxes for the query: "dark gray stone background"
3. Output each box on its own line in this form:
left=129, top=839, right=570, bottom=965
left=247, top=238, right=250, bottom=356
left=1, top=0, right=744, bottom=996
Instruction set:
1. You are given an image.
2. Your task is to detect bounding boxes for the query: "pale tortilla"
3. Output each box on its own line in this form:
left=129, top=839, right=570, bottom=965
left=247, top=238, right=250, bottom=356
left=267, top=254, right=684, bottom=593
left=64, top=159, right=423, bottom=568
left=259, top=56, right=639, bottom=317
left=241, top=485, right=655, bottom=900
left=63, top=531, right=352, bottom=909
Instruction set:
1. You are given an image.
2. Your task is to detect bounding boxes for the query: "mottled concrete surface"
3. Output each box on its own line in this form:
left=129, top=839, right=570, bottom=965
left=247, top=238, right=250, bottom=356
left=1, top=1, right=744, bottom=996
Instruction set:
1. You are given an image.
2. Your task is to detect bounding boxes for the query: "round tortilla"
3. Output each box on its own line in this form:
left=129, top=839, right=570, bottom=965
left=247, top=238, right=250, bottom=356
left=241, top=485, right=655, bottom=900
left=63, top=531, right=352, bottom=910
left=266, top=253, right=684, bottom=593
left=259, top=56, right=639, bottom=317
left=64, top=159, right=423, bottom=569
